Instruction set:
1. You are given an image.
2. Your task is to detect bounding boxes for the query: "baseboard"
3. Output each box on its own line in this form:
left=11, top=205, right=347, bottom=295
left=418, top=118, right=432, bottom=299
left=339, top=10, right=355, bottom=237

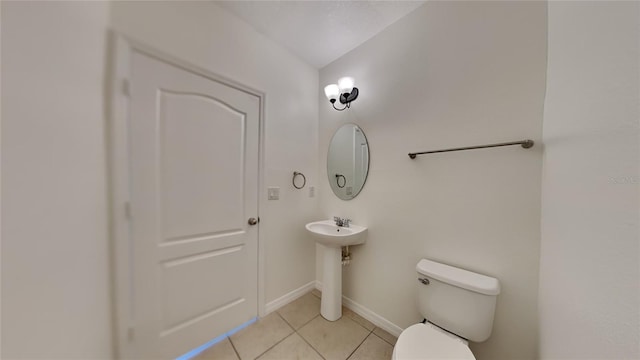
left=341, top=296, right=403, bottom=338
left=264, top=281, right=317, bottom=315
left=314, top=281, right=403, bottom=338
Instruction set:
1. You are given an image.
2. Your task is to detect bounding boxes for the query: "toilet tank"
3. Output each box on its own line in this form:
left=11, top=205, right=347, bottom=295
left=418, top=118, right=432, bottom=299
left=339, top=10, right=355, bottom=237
left=416, top=259, right=500, bottom=342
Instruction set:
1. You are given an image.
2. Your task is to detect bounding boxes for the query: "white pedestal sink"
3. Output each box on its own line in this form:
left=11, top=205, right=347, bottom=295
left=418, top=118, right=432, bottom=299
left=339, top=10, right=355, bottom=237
left=305, top=220, right=367, bottom=321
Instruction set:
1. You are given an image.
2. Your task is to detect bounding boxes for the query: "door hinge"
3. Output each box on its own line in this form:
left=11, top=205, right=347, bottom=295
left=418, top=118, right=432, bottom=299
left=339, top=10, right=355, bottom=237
left=122, top=79, right=130, bottom=97
left=124, top=202, right=132, bottom=220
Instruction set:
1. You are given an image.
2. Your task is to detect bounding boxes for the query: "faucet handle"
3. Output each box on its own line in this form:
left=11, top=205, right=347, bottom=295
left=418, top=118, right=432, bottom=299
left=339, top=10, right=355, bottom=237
left=333, top=216, right=351, bottom=227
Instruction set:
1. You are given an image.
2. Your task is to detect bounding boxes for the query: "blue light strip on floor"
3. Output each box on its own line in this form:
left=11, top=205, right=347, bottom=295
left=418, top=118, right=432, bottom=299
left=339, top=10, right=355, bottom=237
left=175, top=317, right=258, bottom=360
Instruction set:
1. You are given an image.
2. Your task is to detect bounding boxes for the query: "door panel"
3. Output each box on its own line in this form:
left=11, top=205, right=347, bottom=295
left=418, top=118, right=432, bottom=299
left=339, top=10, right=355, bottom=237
left=127, top=50, right=259, bottom=359
left=160, top=246, right=245, bottom=331
left=159, top=90, right=246, bottom=240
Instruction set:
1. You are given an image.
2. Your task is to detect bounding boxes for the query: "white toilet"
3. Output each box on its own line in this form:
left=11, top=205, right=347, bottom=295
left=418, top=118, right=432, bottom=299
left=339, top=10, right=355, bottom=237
left=392, top=259, right=501, bottom=359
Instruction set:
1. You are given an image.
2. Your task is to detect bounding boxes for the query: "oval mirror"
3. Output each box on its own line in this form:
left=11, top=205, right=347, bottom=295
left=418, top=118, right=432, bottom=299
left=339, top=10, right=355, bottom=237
left=327, top=124, right=370, bottom=200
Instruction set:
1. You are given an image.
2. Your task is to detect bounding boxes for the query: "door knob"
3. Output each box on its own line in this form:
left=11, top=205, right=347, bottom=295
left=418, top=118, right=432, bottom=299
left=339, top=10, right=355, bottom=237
left=248, top=217, right=259, bottom=225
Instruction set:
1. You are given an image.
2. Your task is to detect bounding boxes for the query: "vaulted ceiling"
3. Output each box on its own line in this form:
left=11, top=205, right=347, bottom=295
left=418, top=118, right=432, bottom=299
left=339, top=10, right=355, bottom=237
left=216, top=1, right=426, bottom=69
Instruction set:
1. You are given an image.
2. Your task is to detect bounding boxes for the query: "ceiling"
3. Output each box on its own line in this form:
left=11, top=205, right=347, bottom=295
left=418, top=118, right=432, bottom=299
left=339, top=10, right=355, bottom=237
left=216, top=1, right=426, bottom=69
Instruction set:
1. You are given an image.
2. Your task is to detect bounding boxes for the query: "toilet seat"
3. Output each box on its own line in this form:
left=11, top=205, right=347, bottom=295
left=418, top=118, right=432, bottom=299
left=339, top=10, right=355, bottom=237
left=392, top=323, right=476, bottom=360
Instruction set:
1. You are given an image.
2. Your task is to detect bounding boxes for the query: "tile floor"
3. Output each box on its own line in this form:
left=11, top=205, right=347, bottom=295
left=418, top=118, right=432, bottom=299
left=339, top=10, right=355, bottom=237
left=195, top=289, right=397, bottom=360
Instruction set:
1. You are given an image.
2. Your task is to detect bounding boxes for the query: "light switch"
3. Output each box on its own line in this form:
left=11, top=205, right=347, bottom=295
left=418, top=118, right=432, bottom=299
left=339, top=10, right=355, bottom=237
left=309, top=186, right=315, bottom=198
left=268, top=187, right=280, bottom=200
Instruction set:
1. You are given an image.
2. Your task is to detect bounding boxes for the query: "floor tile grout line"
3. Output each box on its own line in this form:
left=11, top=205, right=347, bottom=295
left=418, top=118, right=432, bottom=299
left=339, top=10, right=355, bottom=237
left=274, top=311, right=296, bottom=332
left=227, top=335, right=242, bottom=360
left=245, top=311, right=324, bottom=360
left=218, top=291, right=397, bottom=360
left=348, top=315, right=376, bottom=333
left=246, top=311, right=298, bottom=359
left=345, top=331, right=373, bottom=360
left=294, top=325, right=326, bottom=360
left=272, top=296, right=327, bottom=360
left=300, top=294, right=381, bottom=360
left=274, top=309, right=299, bottom=331
left=276, top=291, right=321, bottom=330
left=294, top=314, right=326, bottom=360
left=230, top=312, right=295, bottom=360
left=372, top=329, right=397, bottom=347
left=250, top=327, right=296, bottom=360
left=291, top=311, right=322, bottom=331
left=300, top=313, right=374, bottom=360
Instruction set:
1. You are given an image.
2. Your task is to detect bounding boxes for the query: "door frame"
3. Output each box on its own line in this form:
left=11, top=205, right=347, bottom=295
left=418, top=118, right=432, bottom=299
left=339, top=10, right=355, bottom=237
left=107, top=33, right=266, bottom=358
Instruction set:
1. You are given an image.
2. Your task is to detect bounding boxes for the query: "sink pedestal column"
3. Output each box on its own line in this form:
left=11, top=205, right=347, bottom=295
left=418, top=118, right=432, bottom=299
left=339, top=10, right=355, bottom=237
left=320, top=246, right=342, bottom=321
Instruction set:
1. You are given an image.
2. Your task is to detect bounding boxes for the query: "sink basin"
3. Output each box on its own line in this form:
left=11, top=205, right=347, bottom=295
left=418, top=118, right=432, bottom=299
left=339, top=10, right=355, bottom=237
left=305, top=219, right=367, bottom=321
left=305, top=220, right=367, bottom=248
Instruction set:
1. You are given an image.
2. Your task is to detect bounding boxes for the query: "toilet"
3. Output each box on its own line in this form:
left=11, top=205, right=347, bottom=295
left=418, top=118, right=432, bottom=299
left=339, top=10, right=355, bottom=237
left=392, top=259, right=501, bottom=359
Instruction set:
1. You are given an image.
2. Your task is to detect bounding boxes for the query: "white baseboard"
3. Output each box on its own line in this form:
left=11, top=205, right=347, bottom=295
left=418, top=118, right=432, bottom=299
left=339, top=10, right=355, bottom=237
left=314, top=281, right=403, bottom=338
left=264, top=281, right=317, bottom=315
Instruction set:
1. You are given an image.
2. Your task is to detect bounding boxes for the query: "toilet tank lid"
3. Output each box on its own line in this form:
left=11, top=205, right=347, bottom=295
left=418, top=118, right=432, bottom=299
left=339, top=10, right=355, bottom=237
left=416, top=259, right=500, bottom=295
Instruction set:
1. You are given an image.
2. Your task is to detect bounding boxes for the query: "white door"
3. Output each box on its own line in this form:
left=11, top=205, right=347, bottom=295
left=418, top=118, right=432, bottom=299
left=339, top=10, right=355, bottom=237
left=126, top=50, right=260, bottom=358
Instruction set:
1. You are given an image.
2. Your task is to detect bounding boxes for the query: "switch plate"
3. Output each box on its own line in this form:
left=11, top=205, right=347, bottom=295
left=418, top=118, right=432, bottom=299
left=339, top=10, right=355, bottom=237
left=267, top=187, right=280, bottom=200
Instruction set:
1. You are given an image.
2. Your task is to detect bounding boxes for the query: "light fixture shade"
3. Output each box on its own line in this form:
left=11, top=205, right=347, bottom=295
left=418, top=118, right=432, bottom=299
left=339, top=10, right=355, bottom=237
left=324, top=84, right=340, bottom=101
left=338, top=77, right=355, bottom=94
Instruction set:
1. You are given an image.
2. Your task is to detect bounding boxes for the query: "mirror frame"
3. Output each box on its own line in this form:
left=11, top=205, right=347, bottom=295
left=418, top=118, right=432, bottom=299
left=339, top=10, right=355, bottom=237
left=326, top=123, right=370, bottom=200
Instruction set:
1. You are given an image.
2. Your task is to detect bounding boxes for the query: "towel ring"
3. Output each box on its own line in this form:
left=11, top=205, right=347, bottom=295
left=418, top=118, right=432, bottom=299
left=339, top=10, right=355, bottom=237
left=293, top=171, right=306, bottom=189
left=335, top=174, right=346, bottom=188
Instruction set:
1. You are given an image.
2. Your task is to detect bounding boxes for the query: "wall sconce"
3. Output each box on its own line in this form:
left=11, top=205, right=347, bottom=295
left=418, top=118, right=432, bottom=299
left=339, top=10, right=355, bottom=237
left=324, top=77, right=359, bottom=111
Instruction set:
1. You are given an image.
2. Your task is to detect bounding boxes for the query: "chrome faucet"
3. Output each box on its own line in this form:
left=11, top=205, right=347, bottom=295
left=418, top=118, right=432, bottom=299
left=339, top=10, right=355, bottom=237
left=333, top=216, right=351, bottom=227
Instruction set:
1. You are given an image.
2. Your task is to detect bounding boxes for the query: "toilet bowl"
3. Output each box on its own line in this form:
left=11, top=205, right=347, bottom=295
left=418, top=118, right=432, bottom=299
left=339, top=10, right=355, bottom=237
left=392, top=259, right=500, bottom=360
left=392, top=323, right=474, bottom=360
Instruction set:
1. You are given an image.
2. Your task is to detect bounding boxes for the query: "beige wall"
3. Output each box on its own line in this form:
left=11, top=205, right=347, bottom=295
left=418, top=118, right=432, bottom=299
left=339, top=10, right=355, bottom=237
left=539, top=2, right=640, bottom=358
left=318, top=2, right=547, bottom=359
left=2, top=1, right=320, bottom=357
left=1, top=1, right=112, bottom=357
left=7, top=1, right=637, bottom=359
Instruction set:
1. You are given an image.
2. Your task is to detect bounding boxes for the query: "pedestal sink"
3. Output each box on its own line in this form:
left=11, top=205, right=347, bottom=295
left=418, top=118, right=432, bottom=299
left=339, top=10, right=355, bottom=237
left=305, top=220, right=367, bottom=321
